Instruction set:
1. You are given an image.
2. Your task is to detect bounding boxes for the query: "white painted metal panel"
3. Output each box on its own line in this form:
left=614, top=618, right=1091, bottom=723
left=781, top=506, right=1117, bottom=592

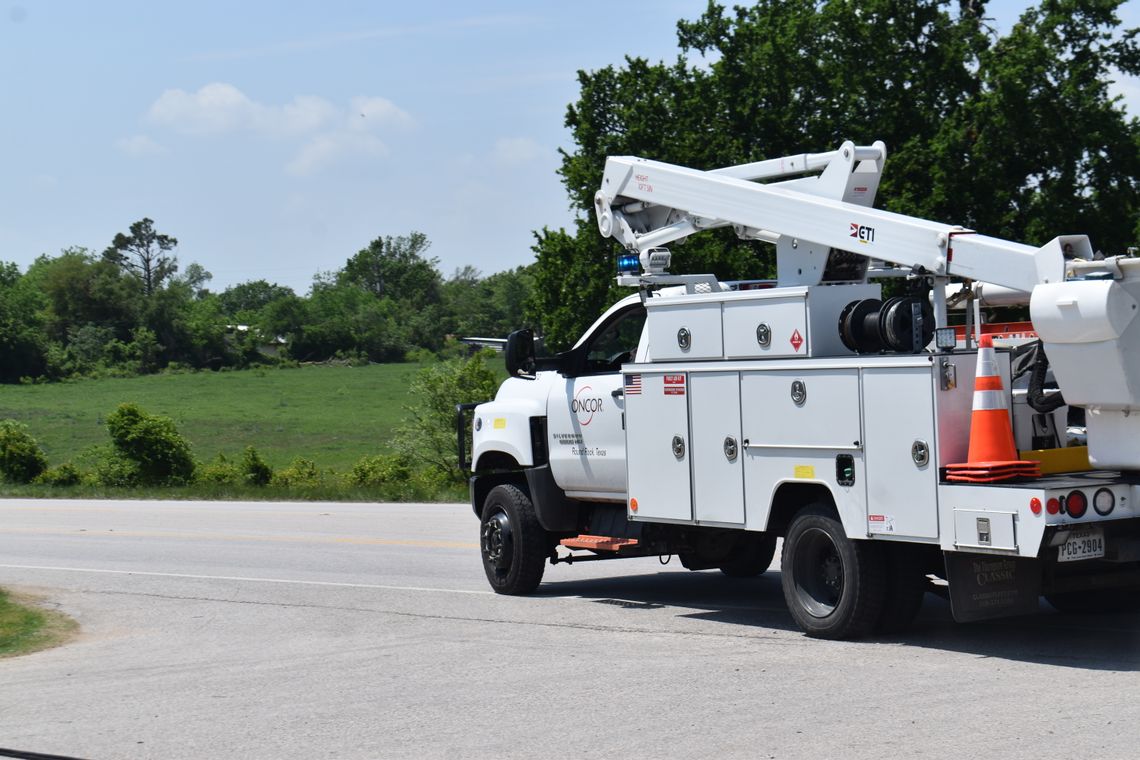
left=740, top=369, right=861, bottom=448
left=647, top=301, right=723, bottom=361
left=953, top=509, right=1018, bottom=553
left=740, top=368, right=865, bottom=535
left=723, top=294, right=807, bottom=359
left=690, top=372, right=744, bottom=524
left=862, top=366, right=939, bottom=539
left=546, top=374, right=628, bottom=495
left=624, top=371, right=692, bottom=521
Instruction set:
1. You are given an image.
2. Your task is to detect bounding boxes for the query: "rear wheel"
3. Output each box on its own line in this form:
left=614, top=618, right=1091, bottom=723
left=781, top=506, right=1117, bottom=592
left=719, top=533, right=778, bottom=578
left=479, top=484, right=550, bottom=595
left=781, top=505, right=885, bottom=639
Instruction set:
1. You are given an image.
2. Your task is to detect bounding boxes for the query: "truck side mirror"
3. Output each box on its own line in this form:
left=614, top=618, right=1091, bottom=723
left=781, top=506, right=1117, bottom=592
left=505, top=329, right=537, bottom=379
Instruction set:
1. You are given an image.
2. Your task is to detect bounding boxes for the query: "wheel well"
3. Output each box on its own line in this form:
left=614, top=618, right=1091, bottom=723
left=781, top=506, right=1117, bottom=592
left=471, top=472, right=528, bottom=519
left=475, top=451, right=520, bottom=471
left=766, top=482, right=837, bottom=536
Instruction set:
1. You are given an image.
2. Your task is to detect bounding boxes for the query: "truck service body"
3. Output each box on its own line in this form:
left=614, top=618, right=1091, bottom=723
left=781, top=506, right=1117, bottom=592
left=460, top=141, right=1140, bottom=638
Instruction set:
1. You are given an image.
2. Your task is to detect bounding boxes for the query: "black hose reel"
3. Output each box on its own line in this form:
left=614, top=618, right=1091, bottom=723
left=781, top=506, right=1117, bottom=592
left=838, top=296, right=935, bottom=354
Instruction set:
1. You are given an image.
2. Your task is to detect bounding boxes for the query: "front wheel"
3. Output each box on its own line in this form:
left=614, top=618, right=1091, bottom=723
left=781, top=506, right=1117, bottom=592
left=479, top=484, right=550, bottom=595
left=781, top=505, right=885, bottom=639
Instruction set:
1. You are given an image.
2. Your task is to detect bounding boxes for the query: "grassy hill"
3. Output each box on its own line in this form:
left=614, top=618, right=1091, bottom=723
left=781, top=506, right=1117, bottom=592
left=0, top=364, right=426, bottom=472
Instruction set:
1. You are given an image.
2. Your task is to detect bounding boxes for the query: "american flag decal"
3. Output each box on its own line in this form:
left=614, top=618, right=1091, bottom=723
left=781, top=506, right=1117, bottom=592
left=624, top=374, right=642, bottom=395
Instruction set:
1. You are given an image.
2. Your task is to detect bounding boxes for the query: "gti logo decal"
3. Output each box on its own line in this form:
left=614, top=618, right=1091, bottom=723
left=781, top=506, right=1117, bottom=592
left=850, top=222, right=875, bottom=243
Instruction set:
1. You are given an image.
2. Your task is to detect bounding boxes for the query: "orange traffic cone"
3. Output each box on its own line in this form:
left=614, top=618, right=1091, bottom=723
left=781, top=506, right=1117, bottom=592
left=945, top=335, right=1040, bottom=483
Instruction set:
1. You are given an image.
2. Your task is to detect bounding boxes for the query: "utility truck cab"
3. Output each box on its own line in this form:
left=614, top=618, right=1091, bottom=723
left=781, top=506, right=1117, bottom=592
left=460, top=140, right=1140, bottom=639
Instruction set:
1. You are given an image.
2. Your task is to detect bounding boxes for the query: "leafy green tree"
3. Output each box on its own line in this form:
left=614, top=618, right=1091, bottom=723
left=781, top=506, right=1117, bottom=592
left=442, top=265, right=537, bottom=338
left=339, top=232, right=441, bottom=304
left=27, top=248, right=140, bottom=343
left=218, top=280, right=296, bottom=323
left=531, top=0, right=1140, bottom=347
left=0, top=262, right=47, bottom=382
left=392, top=351, right=500, bottom=484
left=102, top=218, right=179, bottom=296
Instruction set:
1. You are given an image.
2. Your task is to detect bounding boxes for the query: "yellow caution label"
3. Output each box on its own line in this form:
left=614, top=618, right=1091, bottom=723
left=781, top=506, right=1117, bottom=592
left=493, top=418, right=507, bottom=429
left=793, top=465, right=815, bottom=479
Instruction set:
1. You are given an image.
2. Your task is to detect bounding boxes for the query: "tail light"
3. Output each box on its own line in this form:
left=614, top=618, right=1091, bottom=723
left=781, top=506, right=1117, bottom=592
left=1065, top=490, right=1088, bottom=519
left=1046, top=498, right=1061, bottom=515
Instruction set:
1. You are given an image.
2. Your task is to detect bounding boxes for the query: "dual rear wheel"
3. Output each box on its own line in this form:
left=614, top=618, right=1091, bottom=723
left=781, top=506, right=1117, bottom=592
left=781, top=504, right=926, bottom=639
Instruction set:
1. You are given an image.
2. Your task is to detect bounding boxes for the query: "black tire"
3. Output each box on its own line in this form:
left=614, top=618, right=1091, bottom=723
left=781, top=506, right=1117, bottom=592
left=780, top=505, right=886, bottom=639
left=875, top=544, right=927, bottom=634
left=719, top=533, right=778, bottom=578
left=479, top=484, right=550, bottom=595
left=1046, top=587, right=1140, bottom=614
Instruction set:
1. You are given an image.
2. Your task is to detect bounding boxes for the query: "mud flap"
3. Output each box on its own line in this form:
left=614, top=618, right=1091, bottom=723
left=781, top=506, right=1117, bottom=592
left=525, top=465, right=581, bottom=532
left=944, top=552, right=1041, bottom=623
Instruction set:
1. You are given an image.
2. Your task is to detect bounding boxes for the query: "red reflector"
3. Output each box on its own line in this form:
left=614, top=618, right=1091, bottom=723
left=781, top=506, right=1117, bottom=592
left=1046, top=498, right=1061, bottom=515
left=1029, top=498, right=1042, bottom=515
left=1066, top=490, right=1088, bottom=519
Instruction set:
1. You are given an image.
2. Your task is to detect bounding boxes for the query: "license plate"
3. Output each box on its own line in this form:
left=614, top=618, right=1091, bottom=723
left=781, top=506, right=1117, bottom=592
left=1058, top=526, right=1105, bottom=563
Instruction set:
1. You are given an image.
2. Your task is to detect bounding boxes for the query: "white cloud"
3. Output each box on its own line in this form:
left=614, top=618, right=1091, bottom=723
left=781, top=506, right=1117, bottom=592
left=115, top=134, right=166, bottom=157
left=348, top=96, right=413, bottom=131
left=492, top=137, right=544, bottom=167
left=286, top=132, right=389, bottom=177
left=147, top=83, right=338, bottom=136
left=144, top=83, right=411, bottom=176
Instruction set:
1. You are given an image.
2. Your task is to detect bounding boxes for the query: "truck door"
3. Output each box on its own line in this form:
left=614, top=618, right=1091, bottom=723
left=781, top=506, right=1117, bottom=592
left=546, top=304, right=647, bottom=496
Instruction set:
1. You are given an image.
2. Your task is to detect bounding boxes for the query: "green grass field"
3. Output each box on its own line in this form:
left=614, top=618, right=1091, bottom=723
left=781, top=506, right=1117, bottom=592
left=0, top=364, right=425, bottom=472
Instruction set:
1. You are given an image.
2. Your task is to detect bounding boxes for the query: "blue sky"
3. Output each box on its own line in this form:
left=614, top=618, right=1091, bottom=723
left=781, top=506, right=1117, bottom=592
left=2, top=1, right=1137, bottom=295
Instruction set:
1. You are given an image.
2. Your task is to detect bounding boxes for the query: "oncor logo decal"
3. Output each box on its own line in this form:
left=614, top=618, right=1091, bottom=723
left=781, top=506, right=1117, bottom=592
left=571, top=386, right=604, bottom=426
left=850, top=222, right=876, bottom=244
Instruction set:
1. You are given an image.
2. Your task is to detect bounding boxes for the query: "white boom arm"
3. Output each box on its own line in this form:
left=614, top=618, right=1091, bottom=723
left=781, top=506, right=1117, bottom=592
left=594, top=141, right=1080, bottom=293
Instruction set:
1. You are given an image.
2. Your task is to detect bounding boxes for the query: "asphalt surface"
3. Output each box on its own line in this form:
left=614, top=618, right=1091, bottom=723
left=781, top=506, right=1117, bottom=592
left=0, top=498, right=1137, bottom=760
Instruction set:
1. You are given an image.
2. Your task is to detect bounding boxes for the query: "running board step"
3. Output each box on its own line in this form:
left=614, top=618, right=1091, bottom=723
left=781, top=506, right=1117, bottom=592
left=560, top=535, right=640, bottom=552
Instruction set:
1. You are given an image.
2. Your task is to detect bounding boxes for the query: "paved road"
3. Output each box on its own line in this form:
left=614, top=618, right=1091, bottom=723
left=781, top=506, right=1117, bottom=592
left=0, top=499, right=1137, bottom=760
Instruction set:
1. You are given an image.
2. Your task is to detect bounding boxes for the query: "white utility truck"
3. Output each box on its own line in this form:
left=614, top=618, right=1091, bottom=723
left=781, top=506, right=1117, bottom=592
left=458, top=141, right=1140, bottom=638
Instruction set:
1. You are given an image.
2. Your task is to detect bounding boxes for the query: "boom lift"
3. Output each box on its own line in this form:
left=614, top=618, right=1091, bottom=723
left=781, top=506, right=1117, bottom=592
left=461, top=141, right=1140, bottom=639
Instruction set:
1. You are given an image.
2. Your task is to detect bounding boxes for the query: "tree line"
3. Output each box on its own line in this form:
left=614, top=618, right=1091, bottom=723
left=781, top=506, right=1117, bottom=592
left=0, top=221, right=536, bottom=383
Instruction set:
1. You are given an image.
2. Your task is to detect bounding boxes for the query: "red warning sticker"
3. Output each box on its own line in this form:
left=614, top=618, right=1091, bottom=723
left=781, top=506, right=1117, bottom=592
left=790, top=329, right=804, bottom=352
left=663, top=374, right=686, bottom=395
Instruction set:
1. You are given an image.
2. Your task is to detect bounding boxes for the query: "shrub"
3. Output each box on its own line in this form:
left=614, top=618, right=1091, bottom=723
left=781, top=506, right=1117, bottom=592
left=91, top=450, right=140, bottom=487
left=104, top=403, right=195, bottom=485
left=34, top=462, right=83, bottom=486
left=241, top=446, right=273, bottom=486
left=196, top=454, right=241, bottom=485
left=273, top=457, right=323, bottom=488
left=349, top=453, right=418, bottom=500
left=0, top=420, right=49, bottom=483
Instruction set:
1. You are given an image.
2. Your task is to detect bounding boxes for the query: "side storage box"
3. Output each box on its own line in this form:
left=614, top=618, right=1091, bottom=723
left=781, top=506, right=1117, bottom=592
left=646, top=296, right=723, bottom=361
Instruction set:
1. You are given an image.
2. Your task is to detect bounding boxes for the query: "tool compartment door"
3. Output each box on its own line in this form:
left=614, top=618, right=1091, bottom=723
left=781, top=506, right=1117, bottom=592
left=862, top=366, right=938, bottom=538
left=624, top=371, right=692, bottom=521
left=690, top=372, right=744, bottom=524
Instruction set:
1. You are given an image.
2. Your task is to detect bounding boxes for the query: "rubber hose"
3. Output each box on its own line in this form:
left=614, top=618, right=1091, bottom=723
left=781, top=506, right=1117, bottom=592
left=1027, top=341, right=1066, bottom=413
